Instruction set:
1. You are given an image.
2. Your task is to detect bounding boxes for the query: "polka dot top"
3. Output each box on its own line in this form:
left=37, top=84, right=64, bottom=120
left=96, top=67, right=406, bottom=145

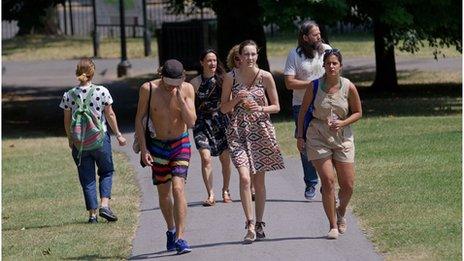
left=59, top=83, right=113, bottom=132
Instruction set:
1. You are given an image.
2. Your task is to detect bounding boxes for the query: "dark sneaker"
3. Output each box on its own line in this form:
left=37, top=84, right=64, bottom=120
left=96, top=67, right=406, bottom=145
left=255, top=221, right=266, bottom=240
left=304, top=184, right=317, bottom=200
left=175, top=239, right=192, bottom=255
left=166, top=231, right=176, bottom=251
left=99, top=207, right=118, bottom=222
left=88, top=216, right=98, bottom=224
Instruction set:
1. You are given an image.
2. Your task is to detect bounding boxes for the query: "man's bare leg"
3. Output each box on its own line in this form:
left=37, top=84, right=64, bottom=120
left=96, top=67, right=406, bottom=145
left=171, top=176, right=187, bottom=239
left=157, top=181, right=175, bottom=231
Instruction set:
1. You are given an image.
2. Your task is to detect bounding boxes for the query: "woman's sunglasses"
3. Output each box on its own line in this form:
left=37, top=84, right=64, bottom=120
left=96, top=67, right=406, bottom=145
left=324, top=48, right=340, bottom=55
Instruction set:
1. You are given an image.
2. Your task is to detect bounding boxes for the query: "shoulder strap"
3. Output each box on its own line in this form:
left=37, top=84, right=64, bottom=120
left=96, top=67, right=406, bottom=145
left=84, top=85, right=96, bottom=107
left=69, top=85, right=96, bottom=108
left=145, top=82, right=152, bottom=132
left=69, top=87, right=80, bottom=106
left=232, top=70, right=236, bottom=86
left=341, top=77, right=350, bottom=97
left=311, top=79, right=318, bottom=105
left=247, top=69, right=260, bottom=90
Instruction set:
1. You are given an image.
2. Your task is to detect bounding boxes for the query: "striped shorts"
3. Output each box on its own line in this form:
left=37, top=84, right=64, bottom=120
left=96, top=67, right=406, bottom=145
left=147, top=132, right=191, bottom=185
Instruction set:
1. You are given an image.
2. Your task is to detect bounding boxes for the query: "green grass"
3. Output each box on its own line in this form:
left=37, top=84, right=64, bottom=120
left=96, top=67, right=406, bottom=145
left=2, top=35, right=158, bottom=61
left=274, top=114, right=461, bottom=260
left=2, top=32, right=461, bottom=61
left=2, top=137, right=140, bottom=260
left=353, top=116, right=461, bottom=260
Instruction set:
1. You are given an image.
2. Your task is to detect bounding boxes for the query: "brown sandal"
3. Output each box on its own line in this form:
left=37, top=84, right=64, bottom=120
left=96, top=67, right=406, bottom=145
left=202, top=196, right=215, bottom=207
left=222, top=190, right=232, bottom=203
left=243, top=219, right=256, bottom=244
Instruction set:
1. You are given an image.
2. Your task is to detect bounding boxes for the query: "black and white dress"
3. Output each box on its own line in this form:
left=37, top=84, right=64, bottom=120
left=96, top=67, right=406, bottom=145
left=193, top=75, right=229, bottom=156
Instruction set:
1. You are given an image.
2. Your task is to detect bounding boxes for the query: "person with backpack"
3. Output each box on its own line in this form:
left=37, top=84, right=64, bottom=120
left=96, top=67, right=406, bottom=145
left=59, top=58, right=127, bottom=224
left=297, top=49, right=362, bottom=239
left=284, top=20, right=332, bottom=200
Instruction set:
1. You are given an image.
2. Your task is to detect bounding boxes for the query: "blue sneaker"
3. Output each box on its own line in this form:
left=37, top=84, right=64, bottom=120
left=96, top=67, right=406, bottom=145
left=166, top=231, right=176, bottom=251
left=304, top=184, right=317, bottom=200
left=175, top=239, right=192, bottom=255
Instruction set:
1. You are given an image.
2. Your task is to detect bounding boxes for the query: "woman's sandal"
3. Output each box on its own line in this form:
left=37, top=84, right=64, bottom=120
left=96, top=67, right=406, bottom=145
left=336, top=207, right=347, bottom=234
left=202, top=196, right=215, bottom=207
left=243, top=219, right=256, bottom=244
left=222, top=190, right=233, bottom=203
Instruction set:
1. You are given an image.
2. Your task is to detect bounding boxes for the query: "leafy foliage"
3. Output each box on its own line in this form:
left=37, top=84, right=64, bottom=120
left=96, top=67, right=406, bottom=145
left=260, top=0, right=348, bottom=31
left=347, top=0, right=462, bottom=57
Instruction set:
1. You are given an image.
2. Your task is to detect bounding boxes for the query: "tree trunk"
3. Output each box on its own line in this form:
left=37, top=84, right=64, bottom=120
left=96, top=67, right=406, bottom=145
left=372, top=19, right=398, bottom=90
left=16, top=3, right=60, bottom=35
left=213, top=0, right=270, bottom=71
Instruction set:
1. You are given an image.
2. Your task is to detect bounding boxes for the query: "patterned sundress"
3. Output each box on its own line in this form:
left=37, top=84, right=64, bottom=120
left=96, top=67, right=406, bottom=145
left=193, top=75, right=229, bottom=156
left=226, top=70, right=285, bottom=173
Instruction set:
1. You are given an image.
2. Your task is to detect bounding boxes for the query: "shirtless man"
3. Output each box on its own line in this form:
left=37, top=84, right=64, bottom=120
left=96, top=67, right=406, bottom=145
left=135, top=59, right=196, bottom=255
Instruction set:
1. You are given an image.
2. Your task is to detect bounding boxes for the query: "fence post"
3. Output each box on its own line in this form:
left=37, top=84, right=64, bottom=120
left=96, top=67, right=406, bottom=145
left=117, top=0, right=131, bottom=77
left=63, top=2, right=68, bottom=35
left=142, top=0, right=151, bottom=56
left=68, top=0, right=74, bottom=35
left=92, top=0, right=100, bottom=58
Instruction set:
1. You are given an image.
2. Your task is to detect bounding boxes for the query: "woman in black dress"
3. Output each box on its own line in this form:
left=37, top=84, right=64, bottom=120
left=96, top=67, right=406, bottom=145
left=190, top=49, right=232, bottom=206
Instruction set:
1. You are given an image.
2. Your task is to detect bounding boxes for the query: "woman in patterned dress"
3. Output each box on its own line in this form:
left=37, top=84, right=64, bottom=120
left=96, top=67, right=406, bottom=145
left=227, top=44, right=257, bottom=201
left=190, top=49, right=232, bottom=206
left=221, top=40, right=285, bottom=244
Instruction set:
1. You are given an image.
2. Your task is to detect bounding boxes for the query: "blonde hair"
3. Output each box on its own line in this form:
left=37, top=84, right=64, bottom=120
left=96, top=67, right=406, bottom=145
left=76, top=58, right=95, bottom=83
left=226, top=44, right=240, bottom=71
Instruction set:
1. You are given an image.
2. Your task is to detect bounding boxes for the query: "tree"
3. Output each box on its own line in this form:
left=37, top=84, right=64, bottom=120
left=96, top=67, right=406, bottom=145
left=167, top=0, right=270, bottom=71
left=347, top=0, right=462, bottom=90
left=3, top=0, right=65, bottom=35
left=212, top=0, right=270, bottom=71
left=260, top=0, right=348, bottom=44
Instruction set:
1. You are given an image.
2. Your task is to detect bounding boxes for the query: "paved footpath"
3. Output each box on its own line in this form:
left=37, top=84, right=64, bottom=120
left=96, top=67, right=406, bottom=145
left=5, top=55, right=459, bottom=260
left=2, top=56, right=460, bottom=88
left=113, top=133, right=382, bottom=261
left=8, top=55, right=456, bottom=260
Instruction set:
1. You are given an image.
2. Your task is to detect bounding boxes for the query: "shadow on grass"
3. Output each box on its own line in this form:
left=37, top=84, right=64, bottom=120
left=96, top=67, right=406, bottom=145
left=3, top=70, right=461, bottom=139
left=2, top=36, right=89, bottom=56
left=272, top=70, right=461, bottom=122
left=63, top=254, right=127, bottom=260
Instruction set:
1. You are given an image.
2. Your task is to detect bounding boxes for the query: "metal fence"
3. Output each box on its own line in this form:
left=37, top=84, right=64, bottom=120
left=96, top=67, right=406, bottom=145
left=2, top=0, right=369, bottom=40
left=2, top=21, right=19, bottom=39
left=56, top=0, right=215, bottom=38
left=2, top=0, right=215, bottom=39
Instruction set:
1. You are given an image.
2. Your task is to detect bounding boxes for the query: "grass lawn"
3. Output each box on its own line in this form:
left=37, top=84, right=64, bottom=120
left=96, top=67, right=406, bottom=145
left=2, top=33, right=461, bottom=61
left=2, top=137, right=140, bottom=260
left=2, top=35, right=159, bottom=61
left=274, top=113, right=461, bottom=260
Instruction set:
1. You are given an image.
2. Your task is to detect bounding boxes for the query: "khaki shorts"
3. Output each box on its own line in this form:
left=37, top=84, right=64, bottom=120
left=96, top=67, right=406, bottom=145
left=306, top=121, right=355, bottom=163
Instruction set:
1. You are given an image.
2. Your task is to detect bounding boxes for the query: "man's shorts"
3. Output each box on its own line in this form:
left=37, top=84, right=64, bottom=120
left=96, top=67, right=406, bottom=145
left=147, top=132, right=191, bottom=185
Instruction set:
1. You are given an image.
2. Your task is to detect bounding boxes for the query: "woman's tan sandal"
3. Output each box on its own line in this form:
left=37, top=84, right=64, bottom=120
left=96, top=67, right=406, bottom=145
left=222, top=190, right=232, bottom=203
left=336, top=208, right=347, bottom=234
left=243, top=220, right=256, bottom=244
left=327, top=228, right=339, bottom=239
